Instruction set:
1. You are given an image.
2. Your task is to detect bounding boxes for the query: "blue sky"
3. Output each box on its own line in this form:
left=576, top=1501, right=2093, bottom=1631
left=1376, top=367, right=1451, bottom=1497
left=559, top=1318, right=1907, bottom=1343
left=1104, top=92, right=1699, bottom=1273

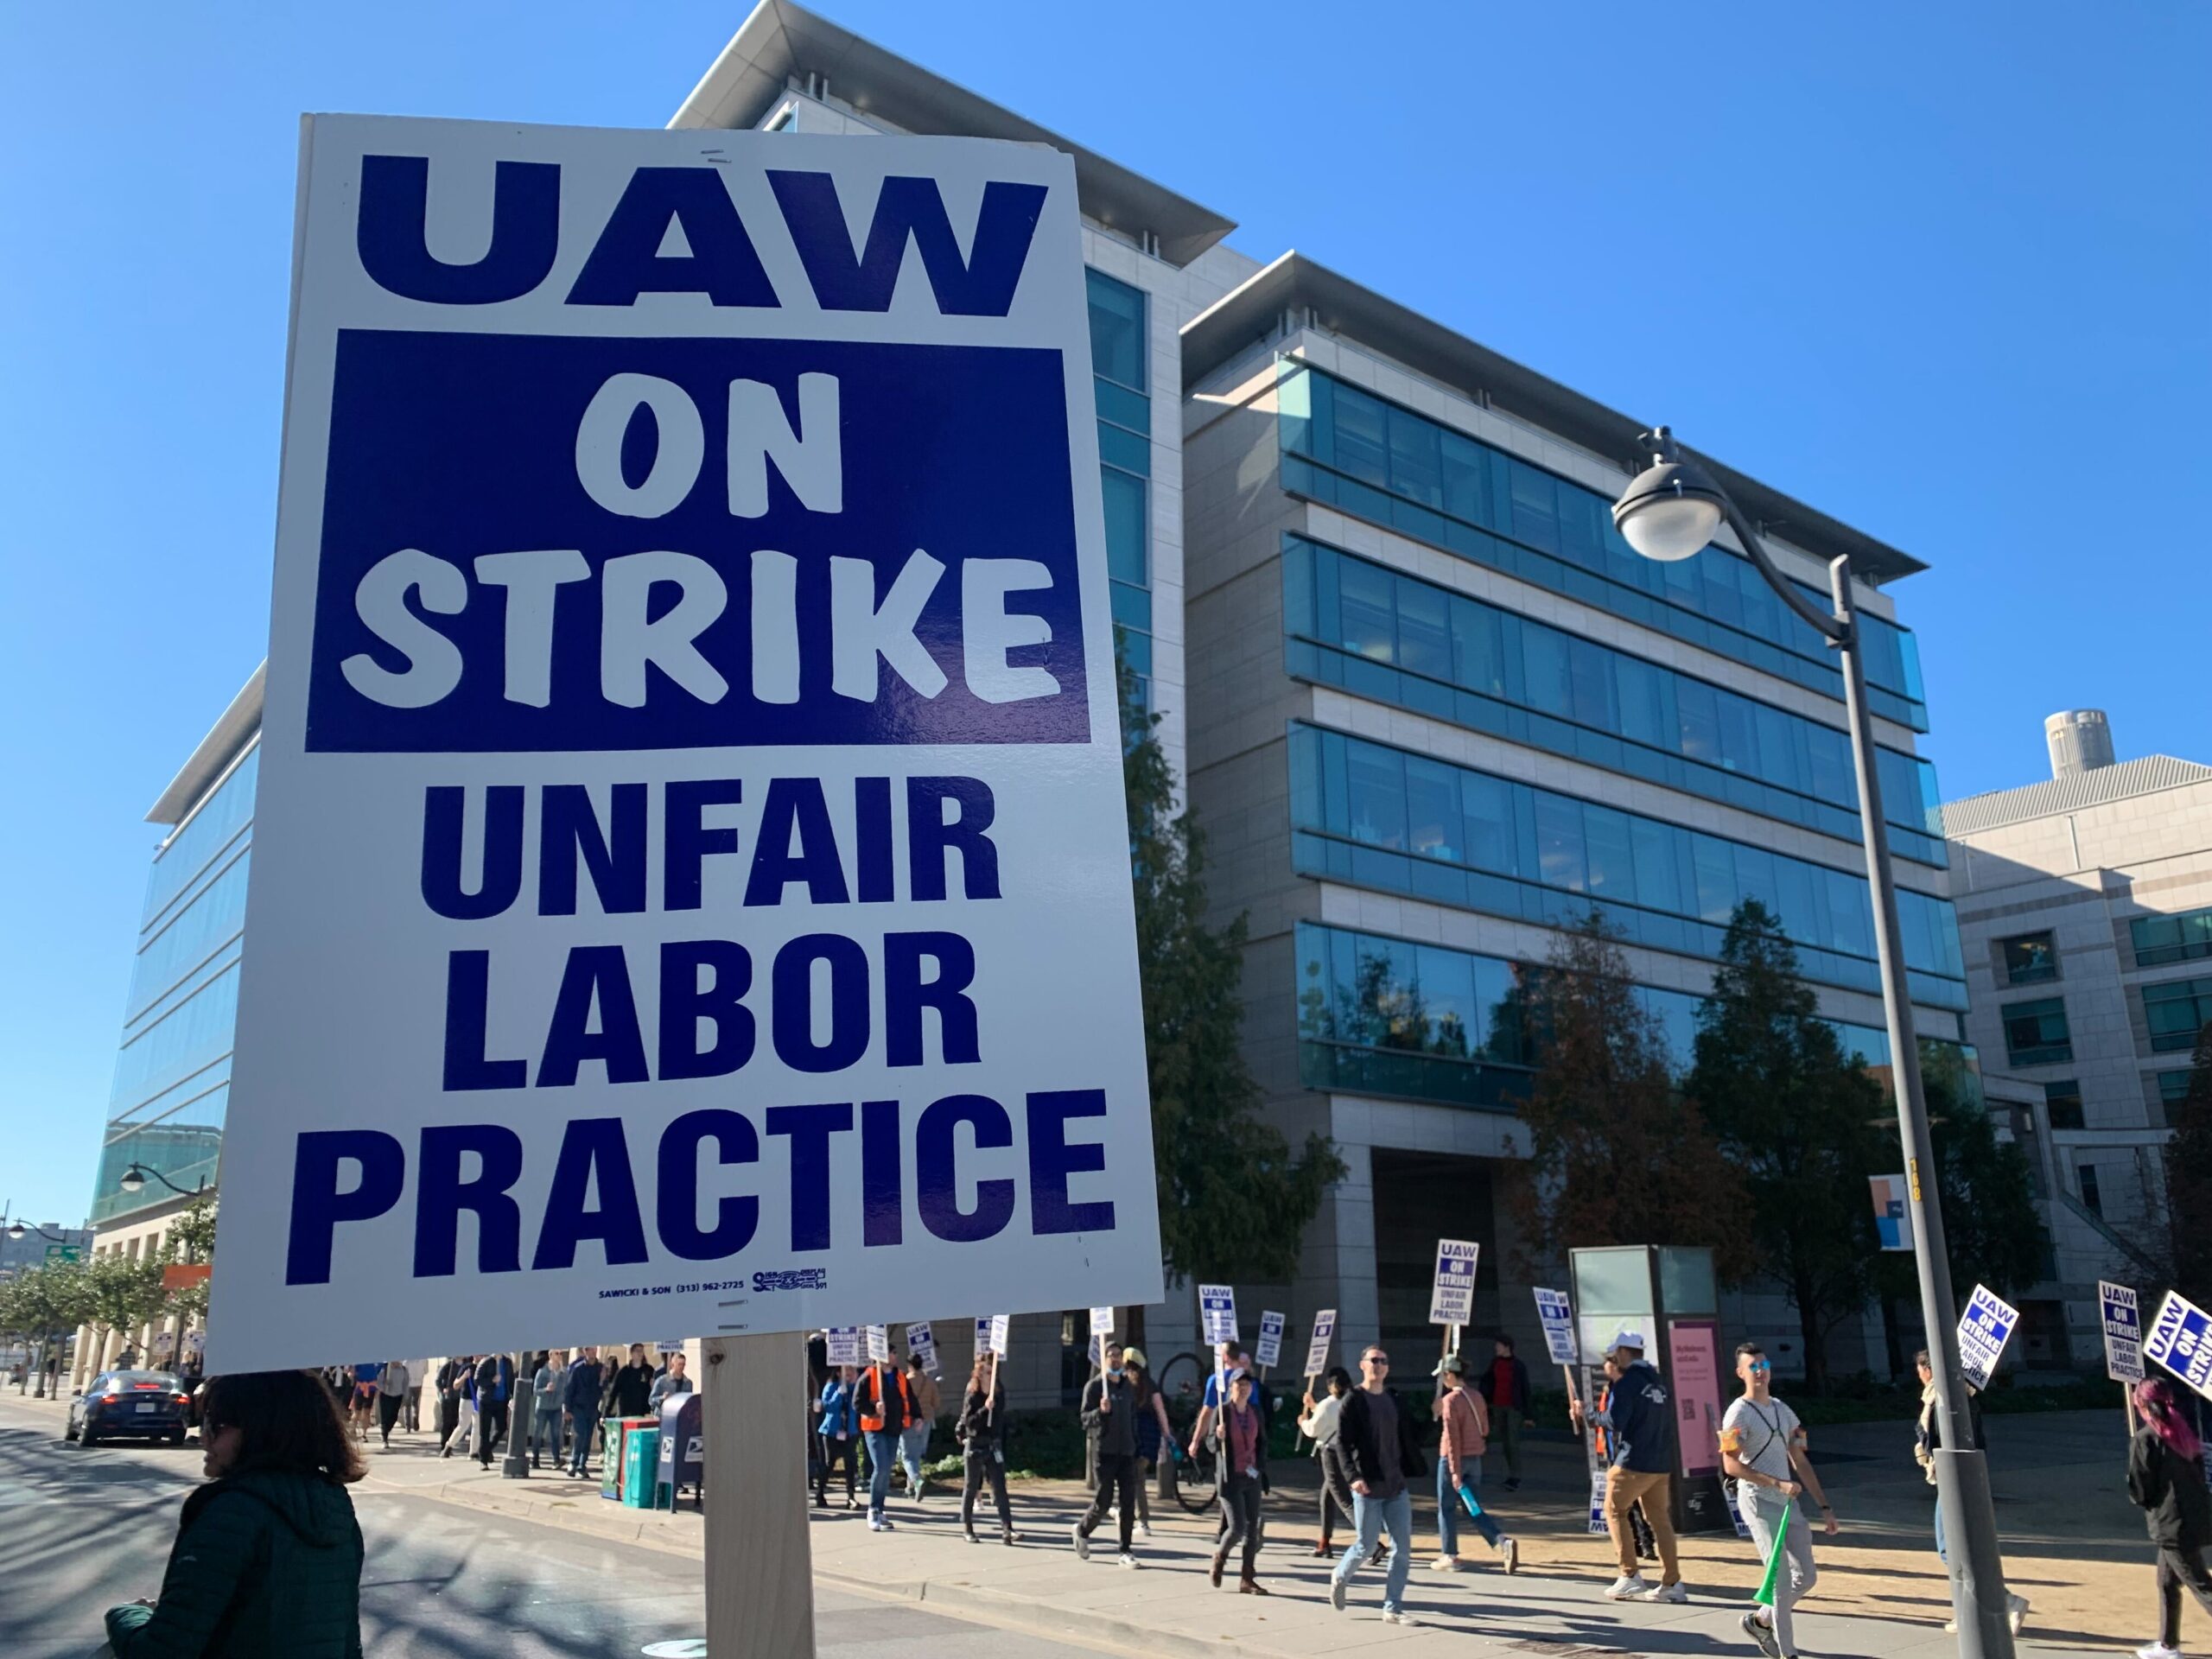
left=2, top=3, right=2205, bottom=1226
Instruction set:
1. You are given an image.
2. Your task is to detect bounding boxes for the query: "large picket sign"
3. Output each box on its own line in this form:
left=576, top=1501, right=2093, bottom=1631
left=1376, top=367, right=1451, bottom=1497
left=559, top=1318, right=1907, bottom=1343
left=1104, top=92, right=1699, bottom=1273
left=205, top=115, right=1160, bottom=1370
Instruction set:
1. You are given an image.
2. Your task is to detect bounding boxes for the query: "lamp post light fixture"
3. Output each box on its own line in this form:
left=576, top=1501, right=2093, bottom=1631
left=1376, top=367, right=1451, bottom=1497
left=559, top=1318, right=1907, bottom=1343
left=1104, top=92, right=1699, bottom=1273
left=118, top=1164, right=207, bottom=1200
left=7, top=1221, right=71, bottom=1243
left=1613, top=428, right=2017, bottom=1659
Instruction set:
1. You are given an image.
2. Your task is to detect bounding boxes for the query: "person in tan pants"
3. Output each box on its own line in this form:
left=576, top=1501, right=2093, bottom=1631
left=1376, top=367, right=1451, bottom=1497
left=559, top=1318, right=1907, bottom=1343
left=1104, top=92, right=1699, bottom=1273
left=1570, top=1330, right=1686, bottom=1601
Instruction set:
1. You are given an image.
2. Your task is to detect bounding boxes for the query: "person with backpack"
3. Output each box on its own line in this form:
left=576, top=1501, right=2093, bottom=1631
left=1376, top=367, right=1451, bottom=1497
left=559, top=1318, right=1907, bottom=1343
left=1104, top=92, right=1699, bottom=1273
left=2128, top=1376, right=2212, bottom=1659
left=1720, top=1342, right=1834, bottom=1658
left=852, top=1352, right=915, bottom=1531
left=956, top=1355, right=1017, bottom=1546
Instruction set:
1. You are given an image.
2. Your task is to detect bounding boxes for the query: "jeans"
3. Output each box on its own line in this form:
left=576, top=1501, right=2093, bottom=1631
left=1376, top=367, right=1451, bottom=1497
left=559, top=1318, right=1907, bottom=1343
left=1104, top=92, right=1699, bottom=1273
left=1605, top=1466, right=1679, bottom=1583
left=962, top=1446, right=1011, bottom=1530
left=1933, top=1495, right=1947, bottom=1563
left=1437, top=1459, right=1503, bottom=1554
left=566, top=1411, right=594, bottom=1475
left=1740, top=1484, right=1817, bottom=1655
left=864, top=1428, right=899, bottom=1516
left=2158, top=1545, right=2212, bottom=1648
left=1494, top=1411, right=1522, bottom=1481
left=1332, top=1488, right=1414, bottom=1612
left=1218, top=1472, right=1263, bottom=1579
left=1083, top=1452, right=1141, bottom=1552
left=534, top=1400, right=563, bottom=1465
left=899, top=1422, right=931, bottom=1492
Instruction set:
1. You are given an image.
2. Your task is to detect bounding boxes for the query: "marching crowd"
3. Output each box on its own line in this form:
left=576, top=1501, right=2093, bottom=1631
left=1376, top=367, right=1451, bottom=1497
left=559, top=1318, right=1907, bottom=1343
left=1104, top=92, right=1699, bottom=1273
left=80, top=1326, right=2212, bottom=1659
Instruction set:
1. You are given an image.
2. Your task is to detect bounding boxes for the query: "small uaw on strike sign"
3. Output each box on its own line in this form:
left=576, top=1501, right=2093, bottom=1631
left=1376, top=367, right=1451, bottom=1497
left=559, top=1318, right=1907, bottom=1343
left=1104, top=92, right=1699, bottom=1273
left=204, top=115, right=1163, bottom=1373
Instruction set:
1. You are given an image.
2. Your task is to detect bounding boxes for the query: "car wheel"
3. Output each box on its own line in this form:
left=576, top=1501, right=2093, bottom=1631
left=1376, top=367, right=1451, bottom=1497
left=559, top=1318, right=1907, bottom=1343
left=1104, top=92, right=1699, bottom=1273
left=63, top=1420, right=79, bottom=1443
left=79, top=1425, right=99, bottom=1447
left=168, top=1428, right=186, bottom=1445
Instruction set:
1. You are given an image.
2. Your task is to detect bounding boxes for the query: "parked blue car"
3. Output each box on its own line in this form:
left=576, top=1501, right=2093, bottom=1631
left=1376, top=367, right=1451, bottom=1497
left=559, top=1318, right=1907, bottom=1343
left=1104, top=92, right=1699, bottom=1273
left=67, top=1370, right=191, bottom=1446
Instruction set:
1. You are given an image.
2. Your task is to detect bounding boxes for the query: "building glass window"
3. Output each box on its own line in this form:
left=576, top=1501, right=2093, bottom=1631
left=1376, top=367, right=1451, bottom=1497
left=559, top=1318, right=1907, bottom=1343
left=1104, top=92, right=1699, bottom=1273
left=1088, top=270, right=1152, bottom=709
left=2133, top=906, right=2212, bottom=968
left=2000, top=931, right=2058, bottom=986
left=2076, top=1161, right=2102, bottom=1216
left=2156, top=1069, right=2195, bottom=1127
left=2043, top=1078, right=2084, bottom=1130
left=1277, top=363, right=1929, bottom=730
left=2002, top=997, right=2073, bottom=1066
left=1286, top=723, right=1968, bottom=1008
left=2143, top=976, right=2212, bottom=1054
left=1280, top=537, right=1947, bottom=866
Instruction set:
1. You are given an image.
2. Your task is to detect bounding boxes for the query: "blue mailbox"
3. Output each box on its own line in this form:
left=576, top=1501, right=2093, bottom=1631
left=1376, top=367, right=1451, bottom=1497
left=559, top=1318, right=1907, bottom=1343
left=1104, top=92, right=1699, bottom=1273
left=654, top=1392, right=703, bottom=1510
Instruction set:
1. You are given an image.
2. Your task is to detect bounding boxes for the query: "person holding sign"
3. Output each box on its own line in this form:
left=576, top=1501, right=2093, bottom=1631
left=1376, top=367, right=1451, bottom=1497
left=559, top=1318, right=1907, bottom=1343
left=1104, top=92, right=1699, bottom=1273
left=1300, top=1367, right=1356, bottom=1557
left=956, top=1355, right=1017, bottom=1547
left=897, top=1351, right=940, bottom=1505
left=2127, top=1376, right=2212, bottom=1659
left=1719, top=1343, right=1833, bottom=1659
left=1569, top=1329, right=1684, bottom=1602
left=1122, top=1349, right=1174, bottom=1540
left=1071, top=1349, right=1142, bottom=1567
left=1911, top=1348, right=2029, bottom=1635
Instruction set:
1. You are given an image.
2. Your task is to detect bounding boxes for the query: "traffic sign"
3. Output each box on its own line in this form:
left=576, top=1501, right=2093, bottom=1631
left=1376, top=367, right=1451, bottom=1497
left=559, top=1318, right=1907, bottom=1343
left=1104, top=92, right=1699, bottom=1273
left=1955, top=1284, right=2020, bottom=1390
left=1428, top=1239, right=1478, bottom=1326
left=44, top=1244, right=81, bottom=1264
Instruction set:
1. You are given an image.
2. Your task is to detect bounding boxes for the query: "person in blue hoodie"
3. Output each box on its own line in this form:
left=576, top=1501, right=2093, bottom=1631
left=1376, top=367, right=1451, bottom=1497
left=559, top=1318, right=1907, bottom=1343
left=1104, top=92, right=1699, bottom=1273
left=1569, top=1328, right=1684, bottom=1602
left=563, top=1348, right=606, bottom=1478
left=817, top=1366, right=861, bottom=1510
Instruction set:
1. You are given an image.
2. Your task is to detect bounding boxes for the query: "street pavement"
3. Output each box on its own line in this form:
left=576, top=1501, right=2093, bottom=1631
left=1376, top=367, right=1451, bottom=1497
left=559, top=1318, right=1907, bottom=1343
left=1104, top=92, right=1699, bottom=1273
left=0, top=1386, right=2159, bottom=1656
left=0, top=1394, right=1112, bottom=1658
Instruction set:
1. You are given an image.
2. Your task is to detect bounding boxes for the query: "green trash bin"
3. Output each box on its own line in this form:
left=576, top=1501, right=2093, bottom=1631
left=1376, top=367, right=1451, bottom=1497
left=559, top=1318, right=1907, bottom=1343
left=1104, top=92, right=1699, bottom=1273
left=600, top=1419, right=624, bottom=1501
left=623, top=1427, right=661, bottom=1509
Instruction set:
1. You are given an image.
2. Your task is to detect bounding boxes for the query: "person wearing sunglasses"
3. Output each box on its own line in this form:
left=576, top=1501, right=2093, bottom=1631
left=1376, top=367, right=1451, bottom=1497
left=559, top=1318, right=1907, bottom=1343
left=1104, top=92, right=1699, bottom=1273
left=1327, top=1344, right=1428, bottom=1624
left=1720, top=1343, right=1834, bottom=1657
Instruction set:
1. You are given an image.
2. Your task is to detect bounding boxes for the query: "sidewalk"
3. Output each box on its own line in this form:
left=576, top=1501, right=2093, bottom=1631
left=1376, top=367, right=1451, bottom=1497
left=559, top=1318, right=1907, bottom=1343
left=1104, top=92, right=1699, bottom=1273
left=350, top=1426, right=2126, bottom=1656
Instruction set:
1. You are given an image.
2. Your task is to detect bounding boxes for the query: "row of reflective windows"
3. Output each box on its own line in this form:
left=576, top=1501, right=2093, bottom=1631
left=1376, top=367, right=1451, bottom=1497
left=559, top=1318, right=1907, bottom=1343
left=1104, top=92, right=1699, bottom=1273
left=111, top=957, right=238, bottom=1119
left=1288, top=724, right=1967, bottom=1009
left=1090, top=269, right=1154, bottom=694
left=2005, top=976, right=2212, bottom=1068
left=141, top=746, right=257, bottom=930
left=2133, top=906, right=2212, bottom=968
left=1278, top=365, right=1929, bottom=732
left=2043, top=1074, right=2196, bottom=1132
left=125, top=849, right=250, bottom=1027
left=1283, top=537, right=1945, bottom=866
left=1294, top=920, right=1968, bottom=1112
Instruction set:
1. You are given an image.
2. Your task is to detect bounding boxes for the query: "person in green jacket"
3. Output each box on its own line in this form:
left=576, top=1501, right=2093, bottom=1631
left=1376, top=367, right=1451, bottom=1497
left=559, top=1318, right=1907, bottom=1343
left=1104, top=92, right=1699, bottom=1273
left=105, top=1368, right=367, bottom=1657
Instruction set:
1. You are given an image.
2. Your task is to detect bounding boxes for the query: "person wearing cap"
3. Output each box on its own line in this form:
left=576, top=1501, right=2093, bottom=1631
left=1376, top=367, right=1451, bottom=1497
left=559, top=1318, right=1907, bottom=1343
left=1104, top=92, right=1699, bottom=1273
left=1433, top=1354, right=1519, bottom=1575
left=1072, top=1344, right=1143, bottom=1568
left=1120, top=1348, right=1175, bottom=1540
left=1569, top=1328, right=1685, bottom=1602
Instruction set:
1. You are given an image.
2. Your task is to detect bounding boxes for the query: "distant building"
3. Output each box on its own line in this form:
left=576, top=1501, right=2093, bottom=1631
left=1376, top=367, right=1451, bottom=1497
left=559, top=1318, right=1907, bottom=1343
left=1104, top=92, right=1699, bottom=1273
left=74, top=667, right=260, bottom=1383
left=1945, top=711, right=2209, bottom=1363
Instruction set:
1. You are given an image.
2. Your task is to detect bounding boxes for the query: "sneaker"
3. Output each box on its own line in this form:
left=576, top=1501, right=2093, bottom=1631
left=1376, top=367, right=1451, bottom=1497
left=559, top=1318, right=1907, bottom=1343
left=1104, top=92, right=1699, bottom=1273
left=1312, top=1542, right=1334, bottom=1558
left=866, top=1516, right=882, bottom=1532
left=1943, top=1620, right=1957, bottom=1634
left=1641, top=1581, right=1688, bottom=1604
left=2008, top=1594, right=2030, bottom=1635
left=1116, top=1552, right=1139, bottom=1569
left=876, top=1516, right=894, bottom=1533
left=1136, top=1522, right=1153, bottom=1540
left=1743, top=1611, right=1782, bottom=1659
left=1072, top=1523, right=1091, bottom=1562
left=1330, top=1577, right=1348, bottom=1613
left=1431, top=1554, right=1461, bottom=1572
left=963, top=1529, right=980, bottom=1545
left=2136, top=1644, right=2183, bottom=1659
left=1505, top=1477, right=1522, bottom=1492
left=1604, top=1575, right=1649, bottom=1600
left=1382, top=1609, right=1419, bottom=1626
left=1001, top=1528, right=1017, bottom=1546
left=1500, top=1536, right=1519, bottom=1575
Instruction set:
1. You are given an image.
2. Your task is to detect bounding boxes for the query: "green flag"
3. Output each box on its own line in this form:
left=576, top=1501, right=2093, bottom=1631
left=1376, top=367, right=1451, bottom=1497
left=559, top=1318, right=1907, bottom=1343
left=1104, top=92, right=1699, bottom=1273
left=1753, top=1499, right=1795, bottom=1607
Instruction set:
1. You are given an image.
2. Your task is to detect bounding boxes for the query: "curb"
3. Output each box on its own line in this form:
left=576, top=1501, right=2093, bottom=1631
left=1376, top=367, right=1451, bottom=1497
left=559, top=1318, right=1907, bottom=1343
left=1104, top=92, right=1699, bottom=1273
left=846, top=1570, right=1307, bottom=1659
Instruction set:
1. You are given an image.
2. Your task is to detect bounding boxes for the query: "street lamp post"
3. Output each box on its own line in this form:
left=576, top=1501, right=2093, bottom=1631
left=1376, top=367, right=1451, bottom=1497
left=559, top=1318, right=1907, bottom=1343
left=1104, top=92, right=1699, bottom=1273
left=1612, top=429, right=2016, bottom=1659
left=118, top=1165, right=207, bottom=1200
left=502, top=1349, right=533, bottom=1480
left=5, top=1218, right=77, bottom=1396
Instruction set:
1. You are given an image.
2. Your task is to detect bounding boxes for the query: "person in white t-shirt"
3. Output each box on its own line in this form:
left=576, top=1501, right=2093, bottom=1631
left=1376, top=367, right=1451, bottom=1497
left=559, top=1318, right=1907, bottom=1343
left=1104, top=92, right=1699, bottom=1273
left=1719, top=1343, right=1834, bottom=1659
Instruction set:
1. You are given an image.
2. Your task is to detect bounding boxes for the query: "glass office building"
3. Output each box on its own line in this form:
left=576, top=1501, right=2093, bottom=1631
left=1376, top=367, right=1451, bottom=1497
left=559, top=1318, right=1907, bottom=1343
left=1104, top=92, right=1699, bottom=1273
left=93, top=671, right=262, bottom=1230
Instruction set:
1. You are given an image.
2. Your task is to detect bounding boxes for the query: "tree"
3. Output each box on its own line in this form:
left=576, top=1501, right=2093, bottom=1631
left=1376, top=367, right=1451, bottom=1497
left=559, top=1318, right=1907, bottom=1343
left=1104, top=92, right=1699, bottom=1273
left=1689, top=901, right=1889, bottom=1393
left=1, top=1260, right=92, bottom=1378
left=1506, top=911, right=1752, bottom=1278
left=161, top=1196, right=219, bottom=1324
left=81, top=1251, right=166, bottom=1357
left=2166, top=1022, right=2212, bottom=1307
left=1122, top=660, right=1344, bottom=1300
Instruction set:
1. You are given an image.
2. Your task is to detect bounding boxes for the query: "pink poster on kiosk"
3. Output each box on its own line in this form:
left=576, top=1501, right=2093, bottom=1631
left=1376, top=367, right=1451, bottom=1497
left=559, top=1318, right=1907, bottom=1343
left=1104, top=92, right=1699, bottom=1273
left=1668, top=1319, right=1725, bottom=1477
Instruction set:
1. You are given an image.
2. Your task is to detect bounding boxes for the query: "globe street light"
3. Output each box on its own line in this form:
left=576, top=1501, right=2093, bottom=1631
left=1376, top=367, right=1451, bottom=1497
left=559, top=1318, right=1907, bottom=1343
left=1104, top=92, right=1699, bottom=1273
left=118, top=1164, right=206, bottom=1199
left=1613, top=428, right=2017, bottom=1658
